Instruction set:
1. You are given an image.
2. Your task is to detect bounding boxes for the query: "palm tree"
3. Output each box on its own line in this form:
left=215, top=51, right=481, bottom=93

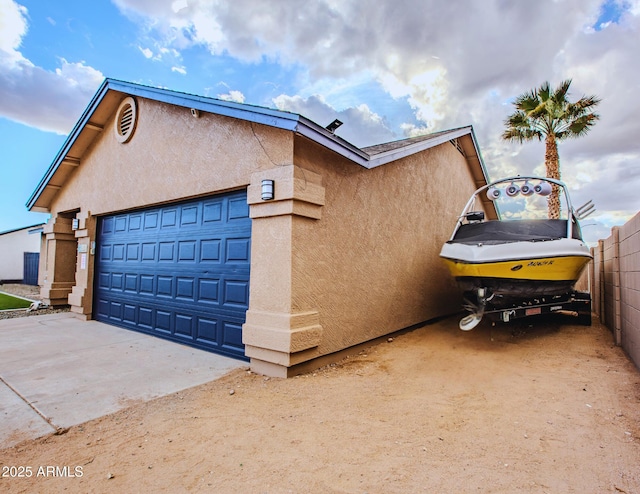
left=502, top=79, right=600, bottom=219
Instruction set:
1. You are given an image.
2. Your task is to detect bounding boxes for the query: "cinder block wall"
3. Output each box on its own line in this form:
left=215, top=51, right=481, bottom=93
left=593, top=212, right=640, bottom=370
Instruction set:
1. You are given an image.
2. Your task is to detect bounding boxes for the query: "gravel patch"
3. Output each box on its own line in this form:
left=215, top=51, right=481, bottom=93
left=0, top=284, right=70, bottom=320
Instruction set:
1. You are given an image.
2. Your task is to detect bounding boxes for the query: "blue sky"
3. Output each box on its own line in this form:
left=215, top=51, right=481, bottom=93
left=1, top=0, right=639, bottom=244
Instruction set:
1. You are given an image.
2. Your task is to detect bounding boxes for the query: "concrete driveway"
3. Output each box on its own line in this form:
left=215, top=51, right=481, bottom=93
left=0, top=312, right=243, bottom=449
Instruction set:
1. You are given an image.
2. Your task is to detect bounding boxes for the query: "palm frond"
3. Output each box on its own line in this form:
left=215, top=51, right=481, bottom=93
left=567, top=113, right=600, bottom=137
left=538, top=81, right=551, bottom=102
left=552, top=79, right=572, bottom=104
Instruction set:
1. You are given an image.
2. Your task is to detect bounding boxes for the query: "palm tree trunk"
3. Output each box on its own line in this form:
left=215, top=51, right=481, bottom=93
left=545, top=134, right=561, bottom=219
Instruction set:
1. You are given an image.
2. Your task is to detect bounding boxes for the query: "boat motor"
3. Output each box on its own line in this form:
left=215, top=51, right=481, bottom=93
left=505, top=182, right=520, bottom=197
left=486, top=187, right=501, bottom=200
left=520, top=181, right=534, bottom=196
left=534, top=181, right=552, bottom=196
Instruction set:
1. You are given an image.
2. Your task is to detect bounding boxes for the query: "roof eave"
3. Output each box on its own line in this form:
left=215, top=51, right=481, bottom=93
left=26, top=79, right=305, bottom=212
left=295, top=116, right=370, bottom=165
left=366, top=126, right=474, bottom=169
left=106, top=79, right=302, bottom=131
left=26, top=79, right=111, bottom=211
left=26, top=79, right=493, bottom=216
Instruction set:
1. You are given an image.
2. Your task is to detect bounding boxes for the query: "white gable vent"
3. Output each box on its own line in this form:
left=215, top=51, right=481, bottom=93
left=114, top=96, right=137, bottom=143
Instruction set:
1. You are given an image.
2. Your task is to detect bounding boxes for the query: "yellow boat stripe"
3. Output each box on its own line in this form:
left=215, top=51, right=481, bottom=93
left=442, top=256, right=591, bottom=281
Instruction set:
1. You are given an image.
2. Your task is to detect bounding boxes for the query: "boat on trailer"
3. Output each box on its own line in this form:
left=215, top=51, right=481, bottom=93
left=440, top=176, right=592, bottom=330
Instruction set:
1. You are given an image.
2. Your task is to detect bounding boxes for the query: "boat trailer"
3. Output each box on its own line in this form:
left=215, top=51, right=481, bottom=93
left=460, top=290, right=592, bottom=330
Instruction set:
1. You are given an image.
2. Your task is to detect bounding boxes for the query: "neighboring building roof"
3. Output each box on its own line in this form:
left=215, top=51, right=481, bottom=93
left=0, top=224, right=46, bottom=236
left=27, top=78, right=490, bottom=212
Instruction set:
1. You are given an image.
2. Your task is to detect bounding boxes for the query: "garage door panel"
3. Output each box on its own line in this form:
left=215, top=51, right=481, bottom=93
left=139, top=306, right=153, bottom=329
left=156, top=310, right=171, bottom=332
left=175, top=313, right=193, bottom=337
left=203, top=202, right=222, bottom=223
left=198, top=278, right=220, bottom=303
left=176, top=277, right=195, bottom=300
left=223, top=279, right=249, bottom=308
left=201, top=239, right=221, bottom=262
left=115, top=217, right=127, bottom=232
left=228, top=196, right=249, bottom=219
left=124, top=274, right=137, bottom=292
left=161, top=209, right=178, bottom=228
left=123, top=304, right=136, bottom=324
left=109, top=301, right=122, bottom=320
left=144, top=212, right=159, bottom=229
left=222, top=320, right=244, bottom=349
left=113, top=244, right=125, bottom=260
left=195, top=314, right=216, bottom=336
left=95, top=190, right=250, bottom=359
left=140, top=275, right=154, bottom=294
left=181, top=205, right=198, bottom=226
left=129, top=214, right=143, bottom=230
left=226, top=237, right=251, bottom=262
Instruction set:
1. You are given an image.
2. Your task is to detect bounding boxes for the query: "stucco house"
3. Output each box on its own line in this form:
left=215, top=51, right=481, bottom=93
left=27, top=79, right=496, bottom=377
left=0, top=224, right=43, bottom=285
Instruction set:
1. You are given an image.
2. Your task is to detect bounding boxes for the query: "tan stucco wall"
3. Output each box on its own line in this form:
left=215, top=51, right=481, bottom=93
left=243, top=135, right=484, bottom=376
left=48, top=98, right=293, bottom=217
left=286, top=136, right=479, bottom=358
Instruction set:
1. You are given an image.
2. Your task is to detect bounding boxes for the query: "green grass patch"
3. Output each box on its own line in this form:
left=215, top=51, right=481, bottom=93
left=0, top=293, right=32, bottom=310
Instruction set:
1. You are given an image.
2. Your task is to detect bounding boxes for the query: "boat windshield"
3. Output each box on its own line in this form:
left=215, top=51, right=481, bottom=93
left=490, top=190, right=570, bottom=221
left=462, top=177, right=574, bottom=222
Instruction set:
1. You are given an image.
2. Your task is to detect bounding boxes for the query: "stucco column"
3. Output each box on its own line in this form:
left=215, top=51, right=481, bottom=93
left=243, top=165, right=326, bottom=377
left=68, top=211, right=96, bottom=320
left=40, top=215, right=77, bottom=306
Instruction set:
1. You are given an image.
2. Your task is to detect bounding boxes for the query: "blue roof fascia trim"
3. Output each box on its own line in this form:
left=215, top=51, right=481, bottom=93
left=105, top=79, right=302, bottom=131
left=26, top=79, right=305, bottom=210
left=112, top=81, right=376, bottom=165
left=26, top=78, right=491, bottom=211
left=26, top=79, right=112, bottom=210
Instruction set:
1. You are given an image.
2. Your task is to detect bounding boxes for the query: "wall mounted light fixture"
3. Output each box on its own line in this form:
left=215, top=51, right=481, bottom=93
left=261, top=179, right=275, bottom=200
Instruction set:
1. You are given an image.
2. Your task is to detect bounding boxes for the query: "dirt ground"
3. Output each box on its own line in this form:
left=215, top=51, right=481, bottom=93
left=1, top=313, right=639, bottom=494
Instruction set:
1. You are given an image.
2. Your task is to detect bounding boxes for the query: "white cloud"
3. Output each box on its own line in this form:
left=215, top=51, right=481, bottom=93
left=171, top=65, right=186, bottom=74
left=217, top=89, right=245, bottom=103
left=0, top=56, right=104, bottom=134
left=138, top=46, right=153, bottom=58
left=0, top=0, right=104, bottom=134
left=171, top=0, right=188, bottom=14
left=274, top=93, right=396, bottom=146
left=0, top=0, right=29, bottom=65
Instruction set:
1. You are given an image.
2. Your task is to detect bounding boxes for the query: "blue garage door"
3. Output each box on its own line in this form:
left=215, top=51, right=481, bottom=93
left=23, top=252, right=40, bottom=286
left=95, top=190, right=251, bottom=359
